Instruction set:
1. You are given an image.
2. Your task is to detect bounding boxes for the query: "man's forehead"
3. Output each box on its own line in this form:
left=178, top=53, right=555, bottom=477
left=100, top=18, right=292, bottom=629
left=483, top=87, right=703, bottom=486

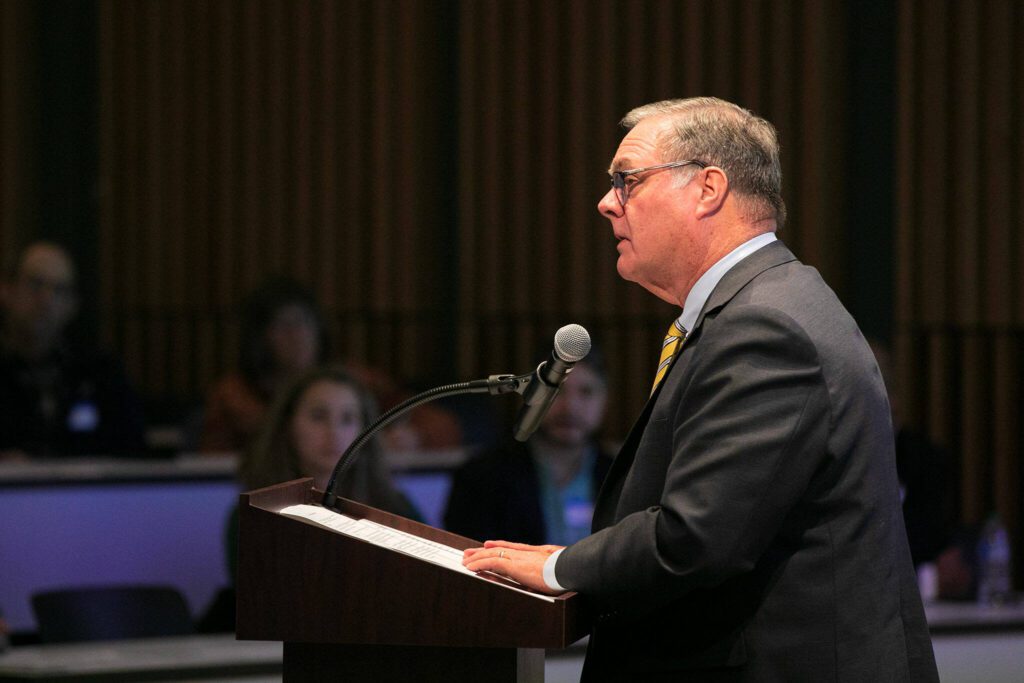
left=608, top=118, right=671, bottom=171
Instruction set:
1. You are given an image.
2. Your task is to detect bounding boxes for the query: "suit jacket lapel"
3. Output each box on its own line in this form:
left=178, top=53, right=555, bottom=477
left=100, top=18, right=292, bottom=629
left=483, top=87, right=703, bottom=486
left=591, top=381, right=661, bottom=530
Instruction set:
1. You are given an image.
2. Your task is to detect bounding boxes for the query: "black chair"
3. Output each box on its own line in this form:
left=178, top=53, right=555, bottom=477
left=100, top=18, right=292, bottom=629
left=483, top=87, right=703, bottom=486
left=32, top=585, right=195, bottom=643
left=196, top=586, right=236, bottom=633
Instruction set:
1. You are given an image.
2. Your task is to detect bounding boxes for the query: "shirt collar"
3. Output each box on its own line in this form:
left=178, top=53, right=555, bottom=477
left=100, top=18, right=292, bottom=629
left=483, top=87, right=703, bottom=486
left=677, top=232, right=778, bottom=333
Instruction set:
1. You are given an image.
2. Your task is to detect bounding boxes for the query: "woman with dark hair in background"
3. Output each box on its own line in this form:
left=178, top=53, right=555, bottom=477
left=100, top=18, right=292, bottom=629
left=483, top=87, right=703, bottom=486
left=204, top=365, right=420, bottom=632
left=231, top=364, right=420, bottom=567
left=238, top=364, right=417, bottom=515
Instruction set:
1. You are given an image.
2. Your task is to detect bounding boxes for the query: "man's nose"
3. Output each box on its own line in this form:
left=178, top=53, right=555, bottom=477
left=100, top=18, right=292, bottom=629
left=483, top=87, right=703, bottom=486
left=598, top=187, right=622, bottom=219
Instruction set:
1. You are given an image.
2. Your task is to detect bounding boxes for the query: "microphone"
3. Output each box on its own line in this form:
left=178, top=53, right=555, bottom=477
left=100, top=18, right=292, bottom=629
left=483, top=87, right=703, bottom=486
left=512, top=324, right=592, bottom=441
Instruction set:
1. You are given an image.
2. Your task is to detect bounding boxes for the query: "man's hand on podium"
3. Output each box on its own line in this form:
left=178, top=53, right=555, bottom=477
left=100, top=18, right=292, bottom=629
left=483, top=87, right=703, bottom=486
left=462, top=540, right=566, bottom=596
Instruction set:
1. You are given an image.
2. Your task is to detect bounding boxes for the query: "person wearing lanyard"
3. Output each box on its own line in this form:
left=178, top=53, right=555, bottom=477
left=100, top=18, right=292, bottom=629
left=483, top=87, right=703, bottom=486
left=444, top=352, right=612, bottom=547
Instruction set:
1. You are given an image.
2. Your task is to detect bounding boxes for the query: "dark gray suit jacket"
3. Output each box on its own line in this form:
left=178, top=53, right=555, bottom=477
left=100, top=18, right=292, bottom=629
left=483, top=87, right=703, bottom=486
left=556, top=241, right=938, bottom=682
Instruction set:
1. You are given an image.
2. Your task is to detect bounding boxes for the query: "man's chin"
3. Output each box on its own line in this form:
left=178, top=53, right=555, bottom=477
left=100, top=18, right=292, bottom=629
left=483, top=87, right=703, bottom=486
left=616, top=259, right=638, bottom=283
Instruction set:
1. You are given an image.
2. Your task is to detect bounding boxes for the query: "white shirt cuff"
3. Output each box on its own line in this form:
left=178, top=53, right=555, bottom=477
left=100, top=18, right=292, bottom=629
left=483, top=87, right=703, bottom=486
left=542, top=548, right=567, bottom=592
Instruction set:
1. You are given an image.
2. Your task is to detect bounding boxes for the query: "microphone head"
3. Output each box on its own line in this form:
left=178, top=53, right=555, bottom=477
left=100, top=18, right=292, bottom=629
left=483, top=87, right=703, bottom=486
left=553, top=324, right=591, bottom=363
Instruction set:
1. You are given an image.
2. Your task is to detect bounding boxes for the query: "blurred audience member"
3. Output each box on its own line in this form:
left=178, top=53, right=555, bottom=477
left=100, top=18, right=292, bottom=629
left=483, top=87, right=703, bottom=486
left=444, top=351, right=612, bottom=545
left=199, top=276, right=461, bottom=454
left=242, top=365, right=420, bottom=512
left=206, top=365, right=421, bottom=633
left=871, top=339, right=954, bottom=569
left=229, top=366, right=419, bottom=566
left=0, top=242, right=145, bottom=459
left=199, top=277, right=326, bottom=452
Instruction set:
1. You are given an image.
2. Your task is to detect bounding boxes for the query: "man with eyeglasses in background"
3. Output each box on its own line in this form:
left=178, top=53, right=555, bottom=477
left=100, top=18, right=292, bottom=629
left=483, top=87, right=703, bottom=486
left=465, top=97, right=937, bottom=681
left=0, top=242, right=145, bottom=459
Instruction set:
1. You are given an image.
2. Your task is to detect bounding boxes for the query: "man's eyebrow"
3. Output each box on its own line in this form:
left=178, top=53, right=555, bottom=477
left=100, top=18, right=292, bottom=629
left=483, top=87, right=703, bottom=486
left=607, top=158, right=633, bottom=174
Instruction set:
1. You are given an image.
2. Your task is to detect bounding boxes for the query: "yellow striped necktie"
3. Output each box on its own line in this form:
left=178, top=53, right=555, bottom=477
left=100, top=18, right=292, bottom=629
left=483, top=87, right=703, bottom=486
left=651, top=319, right=687, bottom=395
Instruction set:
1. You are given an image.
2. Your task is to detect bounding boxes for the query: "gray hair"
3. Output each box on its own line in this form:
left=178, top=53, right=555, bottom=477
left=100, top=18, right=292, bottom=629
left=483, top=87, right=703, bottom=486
left=622, top=97, right=786, bottom=227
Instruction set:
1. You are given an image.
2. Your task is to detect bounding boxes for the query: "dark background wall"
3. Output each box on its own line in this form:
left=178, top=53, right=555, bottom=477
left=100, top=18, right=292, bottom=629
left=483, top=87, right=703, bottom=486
left=2, top=0, right=1021, bottom=570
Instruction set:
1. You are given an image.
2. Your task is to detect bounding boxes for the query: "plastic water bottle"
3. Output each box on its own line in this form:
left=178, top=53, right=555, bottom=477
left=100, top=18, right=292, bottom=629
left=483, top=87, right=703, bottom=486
left=976, top=513, right=1012, bottom=606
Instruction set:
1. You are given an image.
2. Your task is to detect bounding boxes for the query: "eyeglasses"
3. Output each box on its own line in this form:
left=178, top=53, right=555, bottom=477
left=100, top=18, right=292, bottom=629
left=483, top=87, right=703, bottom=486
left=609, top=160, right=708, bottom=207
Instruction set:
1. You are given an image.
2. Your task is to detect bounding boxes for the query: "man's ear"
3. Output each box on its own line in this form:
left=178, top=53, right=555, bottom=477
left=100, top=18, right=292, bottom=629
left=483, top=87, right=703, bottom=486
left=694, top=167, right=729, bottom=219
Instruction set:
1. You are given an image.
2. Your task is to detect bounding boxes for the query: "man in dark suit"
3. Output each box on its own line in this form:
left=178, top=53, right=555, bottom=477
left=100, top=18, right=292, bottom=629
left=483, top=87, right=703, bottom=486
left=0, top=242, right=146, bottom=459
left=464, top=97, right=938, bottom=681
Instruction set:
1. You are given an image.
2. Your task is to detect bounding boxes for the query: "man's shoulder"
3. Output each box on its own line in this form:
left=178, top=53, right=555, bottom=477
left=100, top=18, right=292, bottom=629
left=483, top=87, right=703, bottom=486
left=725, top=257, right=852, bottom=338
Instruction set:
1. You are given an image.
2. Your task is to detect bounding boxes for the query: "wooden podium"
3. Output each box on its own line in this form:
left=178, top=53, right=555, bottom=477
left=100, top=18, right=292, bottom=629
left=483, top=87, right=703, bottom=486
left=236, top=478, right=589, bottom=682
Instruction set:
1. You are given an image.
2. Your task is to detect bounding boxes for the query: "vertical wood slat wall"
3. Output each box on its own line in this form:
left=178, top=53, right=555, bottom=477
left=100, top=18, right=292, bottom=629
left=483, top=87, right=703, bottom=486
left=0, top=2, right=34, bottom=259
left=896, top=0, right=1023, bottom=544
left=97, top=0, right=448, bottom=406
left=95, top=0, right=848, bottom=439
